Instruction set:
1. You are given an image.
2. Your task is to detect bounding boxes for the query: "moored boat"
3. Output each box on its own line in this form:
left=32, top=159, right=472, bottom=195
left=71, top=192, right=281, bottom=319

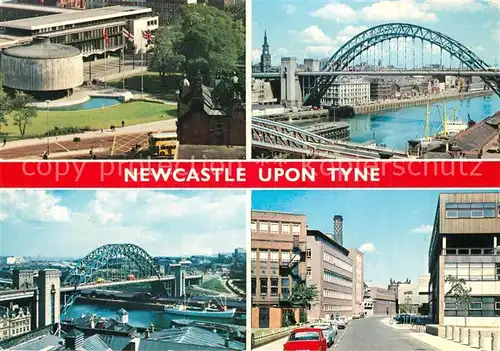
left=165, top=305, right=236, bottom=318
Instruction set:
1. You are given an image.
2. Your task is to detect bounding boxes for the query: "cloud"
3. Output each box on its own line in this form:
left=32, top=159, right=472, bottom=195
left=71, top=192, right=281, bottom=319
left=310, top=3, right=357, bottom=22
left=475, top=45, right=485, bottom=52
left=305, top=45, right=336, bottom=57
left=299, top=25, right=333, bottom=44
left=0, top=211, right=6, bottom=221
left=252, top=48, right=261, bottom=62
left=0, top=190, right=70, bottom=222
left=489, top=0, right=500, bottom=7
left=282, top=4, right=297, bottom=15
left=336, top=25, right=368, bottom=45
left=360, top=0, right=438, bottom=22
left=411, top=224, right=433, bottom=234
left=423, top=0, right=482, bottom=11
left=359, top=242, right=376, bottom=253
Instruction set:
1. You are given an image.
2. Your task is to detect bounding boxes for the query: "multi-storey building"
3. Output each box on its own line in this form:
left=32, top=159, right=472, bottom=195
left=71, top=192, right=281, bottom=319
left=428, top=192, right=500, bottom=327
left=349, top=249, right=364, bottom=315
left=306, top=229, right=353, bottom=320
left=363, top=283, right=397, bottom=316
left=369, top=78, right=393, bottom=101
left=321, top=77, right=371, bottom=107
left=251, top=211, right=307, bottom=328
left=418, top=274, right=430, bottom=315
left=0, top=306, right=31, bottom=341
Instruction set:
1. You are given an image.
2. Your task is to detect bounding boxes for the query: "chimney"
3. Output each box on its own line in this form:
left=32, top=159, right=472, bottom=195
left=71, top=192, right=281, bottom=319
left=145, top=328, right=150, bottom=339
left=123, top=338, right=140, bottom=351
left=333, top=215, right=343, bottom=246
left=149, top=322, right=154, bottom=333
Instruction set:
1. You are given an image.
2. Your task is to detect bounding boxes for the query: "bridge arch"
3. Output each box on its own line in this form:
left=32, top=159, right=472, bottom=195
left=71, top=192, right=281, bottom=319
left=63, top=243, right=161, bottom=287
left=304, top=23, right=500, bottom=105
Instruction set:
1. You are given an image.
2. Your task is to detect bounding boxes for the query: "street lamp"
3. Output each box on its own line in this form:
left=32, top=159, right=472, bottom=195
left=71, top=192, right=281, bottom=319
left=175, top=90, right=180, bottom=117
left=45, top=100, right=50, bottom=155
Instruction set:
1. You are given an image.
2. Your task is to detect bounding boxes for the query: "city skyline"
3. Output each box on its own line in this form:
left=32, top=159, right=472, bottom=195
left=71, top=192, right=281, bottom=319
left=251, top=190, right=499, bottom=288
left=0, top=190, right=246, bottom=258
left=252, top=0, right=500, bottom=64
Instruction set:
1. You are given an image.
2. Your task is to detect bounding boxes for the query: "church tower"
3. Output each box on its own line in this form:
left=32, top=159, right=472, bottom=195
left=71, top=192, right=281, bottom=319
left=260, top=31, right=271, bottom=73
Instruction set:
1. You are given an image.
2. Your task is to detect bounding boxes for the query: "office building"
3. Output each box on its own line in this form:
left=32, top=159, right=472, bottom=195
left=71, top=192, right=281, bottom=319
left=363, top=283, right=397, bottom=316
left=418, top=274, right=430, bottom=315
left=306, top=229, right=353, bottom=319
left=251, top=211, right=307, bottom=328
left=349, top=249, right=364, bottom=315
left=321, top=77, right=371, bottom=107
left=428, top=192, right=500, bottom=327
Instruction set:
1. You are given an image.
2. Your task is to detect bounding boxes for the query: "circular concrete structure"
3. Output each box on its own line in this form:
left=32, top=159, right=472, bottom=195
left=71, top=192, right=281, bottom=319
left=1, top=36, right=83, bottom=97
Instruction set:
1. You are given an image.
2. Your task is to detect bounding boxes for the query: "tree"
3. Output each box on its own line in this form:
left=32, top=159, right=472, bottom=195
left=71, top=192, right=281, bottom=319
left=445, top=275, right=472, bottom=327
left=149, top=27, right=186, bottom=87
left=0, top=74, right=11, bottom=132
left=225, top=0, right=245, bottom=26
left=9, top=91, right=37, bottom=138
left=289, top=283, right=319, bottom=309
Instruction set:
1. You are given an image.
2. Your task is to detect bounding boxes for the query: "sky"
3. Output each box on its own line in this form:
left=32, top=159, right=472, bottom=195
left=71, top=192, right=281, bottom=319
left=0, top=190, right=246, bottom=259
left=252, top=0, right=500, bottom=65
left=252, top=190, right=498, bottom=288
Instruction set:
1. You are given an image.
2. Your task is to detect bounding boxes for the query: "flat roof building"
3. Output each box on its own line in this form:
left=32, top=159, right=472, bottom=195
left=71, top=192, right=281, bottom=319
left=428, top=192, right=500, bottom=327
left=349, top=248, right=364, bottom=316
left=306, top=229, right=353, bottom=320
left=251, top=210, right=307, bottom=328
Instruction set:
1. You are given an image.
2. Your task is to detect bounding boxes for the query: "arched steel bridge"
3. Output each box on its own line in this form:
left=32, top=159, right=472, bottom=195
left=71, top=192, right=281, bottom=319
left=61, top=243, right=162, bottom=316
left=252, top=117, right=408, bottom=159
left=299, top=23, right=500, bottom=105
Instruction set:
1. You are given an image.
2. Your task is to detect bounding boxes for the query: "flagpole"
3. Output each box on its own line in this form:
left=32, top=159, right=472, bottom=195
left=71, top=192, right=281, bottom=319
left=122, top=47, right=125, bottom=91
left=104, top=28, right=107, bottom=88
left=141, top=34, right=144, bottom=98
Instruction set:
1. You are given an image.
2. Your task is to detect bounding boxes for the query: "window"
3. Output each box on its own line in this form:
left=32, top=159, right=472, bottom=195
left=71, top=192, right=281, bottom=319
left=270, top=278, right=279, bottom=296
left=270, top=222, right=279, bottom=233
left=495, top=302, right=500, bottom=311
left=292, top=224, right=300, bottom=234
left=446, top=210, right=458, bottom=218
left=251, top=250, right=256, bottom=261
left=282, top=278, right=289, bottom=295
left=470, top=302, right=482, bottom=310
left=251, top=221, right=257, bottom=232
left=260, top=222, right=269, bottom=232
left=281, top=251, right=290, bottom=262
left=251, top=278, right=256, bottom=295
left=260, top=278, right=268, bottom=295
left=306, top=249, right=311, bottom=258
left=214, top=122, right=223, bottom=136
left=445, top=202, right=499, bottom=219
left=307, top=267, right=312, bottom=277
left=259, top=250, right=268, bottom=262
left=282, top=223, right=290, bottom=234
left=270, top=251, right=279, bottom=262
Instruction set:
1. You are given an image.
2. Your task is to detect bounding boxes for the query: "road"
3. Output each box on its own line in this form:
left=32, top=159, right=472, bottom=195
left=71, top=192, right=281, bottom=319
left=258, top=317, right=434, bottom=351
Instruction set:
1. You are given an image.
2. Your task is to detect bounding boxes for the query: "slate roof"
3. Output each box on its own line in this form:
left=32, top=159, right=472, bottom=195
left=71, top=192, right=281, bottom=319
left=451, top=111, right=500, bottom=151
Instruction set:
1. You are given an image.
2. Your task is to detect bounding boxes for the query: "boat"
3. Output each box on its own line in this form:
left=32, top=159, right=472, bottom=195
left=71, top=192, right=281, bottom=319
left=441, top=106, right=468, bottom=136
left=165, top=305, right=236, bottom=318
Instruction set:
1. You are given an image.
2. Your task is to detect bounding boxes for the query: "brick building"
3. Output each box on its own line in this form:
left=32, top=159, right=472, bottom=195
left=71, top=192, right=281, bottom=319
left=251, top=211, right=307, bottom=328
left=175, top=74, right=245, bottom=158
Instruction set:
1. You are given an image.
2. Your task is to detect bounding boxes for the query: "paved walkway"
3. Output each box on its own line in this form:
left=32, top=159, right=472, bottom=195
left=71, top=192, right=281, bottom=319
left=255, top=336, right=289, bottom=350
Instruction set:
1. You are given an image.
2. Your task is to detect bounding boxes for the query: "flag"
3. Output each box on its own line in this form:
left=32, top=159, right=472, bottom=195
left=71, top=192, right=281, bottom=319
left=142, top=30, right=154, bottom=43
left=122, top=28, right=134, bottom=42
left=103, top=27, right=111, bottom=46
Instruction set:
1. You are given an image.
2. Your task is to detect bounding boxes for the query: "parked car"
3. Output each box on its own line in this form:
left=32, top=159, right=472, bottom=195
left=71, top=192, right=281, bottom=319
left=310, top=323, right=336, bottom=347
left=283, top=328, right=328, bottom=351
left=335, top=317, right=346, bottom=329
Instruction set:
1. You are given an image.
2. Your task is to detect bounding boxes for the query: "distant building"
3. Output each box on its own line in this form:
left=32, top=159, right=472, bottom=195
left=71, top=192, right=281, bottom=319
left=321, top=77, right=371, bottom=107
left=0, top=256, right=23, bottom=265
left=306, top=229, right=353, bottom=319
left=16, top=0, right=86, bottom=9
left=175, top=73, right=246, bottom=158
left=428, top=192, right=500, bottom=327
left=363, top=283, right=396, bottom=316
left=260, top=31, right=271, bottom=73
left=349, top=249, right=364, bottom=316
left=251, top=78, right=277, bottom=105
left=251, top=211, right=307, bottom=328
left=303, top=59, right=320, bottom=72
left=369, top=79, right=393, bottom=101
left=0, top=305, right=31, bottom=341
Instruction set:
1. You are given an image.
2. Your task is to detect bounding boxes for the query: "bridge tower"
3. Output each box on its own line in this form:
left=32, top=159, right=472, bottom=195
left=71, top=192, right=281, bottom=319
left=13, top=269, right=35, bottom=289
left=170, top=264, right=185, bottom=298
left=280, top=57, right=302, bottom=108
left=38, top=269, right=61, bottom=327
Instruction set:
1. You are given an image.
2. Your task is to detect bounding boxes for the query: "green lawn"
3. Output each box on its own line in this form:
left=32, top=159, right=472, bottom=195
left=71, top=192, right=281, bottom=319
left=1, top=101, right=177, bottom=140
left=108, top=72, right=182, bottom=101
left=200, top=278, right=229, bottom=293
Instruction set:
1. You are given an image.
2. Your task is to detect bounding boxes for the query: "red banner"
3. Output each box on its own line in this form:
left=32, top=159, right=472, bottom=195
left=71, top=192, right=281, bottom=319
left=0, top=161, right=498, bottom=188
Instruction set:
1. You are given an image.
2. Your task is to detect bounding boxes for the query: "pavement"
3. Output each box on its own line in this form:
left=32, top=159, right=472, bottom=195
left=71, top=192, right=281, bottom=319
left=0, top=119, right=176, bottom=159
left=256, top=317, right=477, bottom=351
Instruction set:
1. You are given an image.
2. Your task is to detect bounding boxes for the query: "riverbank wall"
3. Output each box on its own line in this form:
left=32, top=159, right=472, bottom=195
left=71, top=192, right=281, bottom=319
left=354, top=90, right=494, bottom=115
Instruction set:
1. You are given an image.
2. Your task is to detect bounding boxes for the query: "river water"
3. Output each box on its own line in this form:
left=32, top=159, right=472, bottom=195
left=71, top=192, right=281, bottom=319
left=347, top=95, right=500, bottom=150
left=66, top=303, right=245, bottom=330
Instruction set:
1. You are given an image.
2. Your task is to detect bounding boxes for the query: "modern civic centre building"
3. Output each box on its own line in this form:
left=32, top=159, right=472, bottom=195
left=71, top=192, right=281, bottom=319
left=428, top=192, right=500, bottom=327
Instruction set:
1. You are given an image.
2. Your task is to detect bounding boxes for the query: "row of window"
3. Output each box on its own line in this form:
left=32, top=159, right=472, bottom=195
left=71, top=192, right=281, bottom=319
left=251, top=250, right=292, bottom=263
left=251, top=221, right=301, bottom=234
left=444, top=262, right=500, bottom=281
left=444, top=296, right=500, bottom=317
left=251, top=277, right=290, bottom=296
left=323, top=269, right=352, bottom=288
left=323, top=305, right=352, bottom=312
left=445, top=202, right=500, bottom=219
left=323, top=252, right=352, bottom=273
left=323, top=288, right=352, bottom=301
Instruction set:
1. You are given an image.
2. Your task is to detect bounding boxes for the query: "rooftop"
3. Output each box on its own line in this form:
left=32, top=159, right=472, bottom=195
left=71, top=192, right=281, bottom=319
left=0, top=3, right=78, bottom=14
left=0, top=6, right=152, bottom=31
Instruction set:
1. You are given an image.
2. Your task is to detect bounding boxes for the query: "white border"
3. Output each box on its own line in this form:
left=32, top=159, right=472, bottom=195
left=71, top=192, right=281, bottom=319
left=245, top=0, right=252, bottom=161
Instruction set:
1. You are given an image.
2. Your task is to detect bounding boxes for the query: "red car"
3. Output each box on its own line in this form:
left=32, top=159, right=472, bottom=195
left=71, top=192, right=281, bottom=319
left=283, top=327, right=328, bottom=351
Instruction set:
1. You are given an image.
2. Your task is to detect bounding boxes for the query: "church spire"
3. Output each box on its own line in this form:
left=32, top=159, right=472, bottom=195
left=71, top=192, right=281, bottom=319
left=264, top=30, right=268, bottom=45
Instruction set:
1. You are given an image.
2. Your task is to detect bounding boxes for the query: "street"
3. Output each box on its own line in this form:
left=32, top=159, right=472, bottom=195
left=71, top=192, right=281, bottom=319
left=258, top=317, right=434, bottom=351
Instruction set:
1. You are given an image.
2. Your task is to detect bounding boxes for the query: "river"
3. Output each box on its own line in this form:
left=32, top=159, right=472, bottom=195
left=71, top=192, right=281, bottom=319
left=347, top=95, right=500, bottom=150
left=66, top=302, right=246, bottom=330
